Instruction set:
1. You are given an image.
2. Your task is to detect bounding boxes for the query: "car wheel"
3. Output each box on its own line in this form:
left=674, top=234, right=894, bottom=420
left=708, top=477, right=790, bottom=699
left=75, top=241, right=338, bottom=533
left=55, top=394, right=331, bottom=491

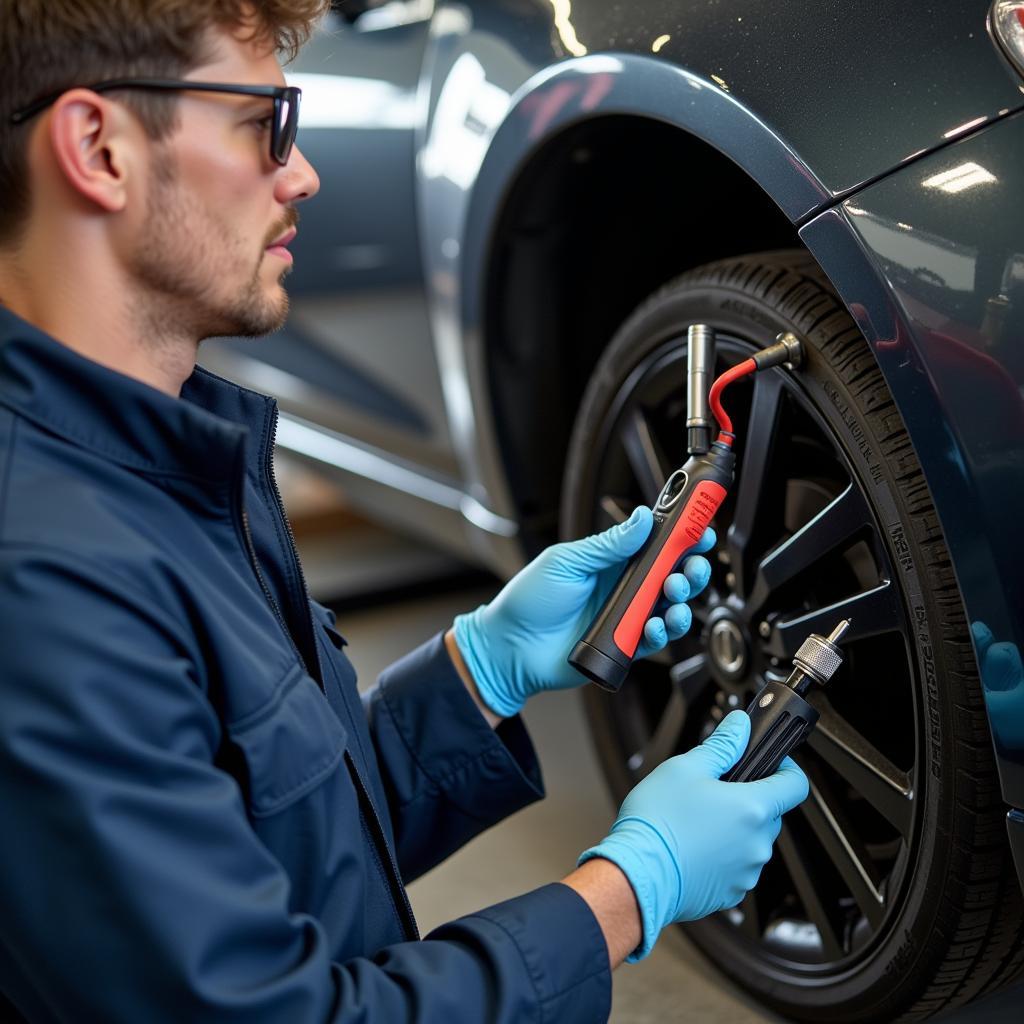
left=560, top=250, right=1024, bottom=1021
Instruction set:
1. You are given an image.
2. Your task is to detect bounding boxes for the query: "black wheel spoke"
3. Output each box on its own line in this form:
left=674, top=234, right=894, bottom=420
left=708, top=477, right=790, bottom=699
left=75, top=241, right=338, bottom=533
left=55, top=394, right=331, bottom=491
left=628, top=687, right=685, bottom=776
left=776, top=823, right=846, bottom=960
left=669, top=652, right=712, bottom=705
left=598, top=495, right=632, bottom=527
left=748, top=483, right=873, bottom=614
left=800, top=771, right=887, bottom=930
left=736, top=888, right=763, bottom=942
left=769, top=581, right=901, bottom=660
left=808, top=696, right=914, bottom=839
left=619, top=406, right=671, bottom=505
left=727, top=373, right=784, bottom=597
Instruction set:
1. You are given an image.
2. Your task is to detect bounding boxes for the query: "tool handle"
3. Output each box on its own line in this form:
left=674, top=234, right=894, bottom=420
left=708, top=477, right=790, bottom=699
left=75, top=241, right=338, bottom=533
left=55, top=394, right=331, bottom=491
left=569, top=453, right=730, bottom=692
left=722, top=682, right=819, bottom=782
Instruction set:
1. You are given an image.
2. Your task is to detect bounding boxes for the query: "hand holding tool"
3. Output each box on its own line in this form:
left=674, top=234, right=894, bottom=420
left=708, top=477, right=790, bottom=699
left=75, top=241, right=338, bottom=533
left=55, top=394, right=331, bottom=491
left=578, top=709, right=809, bottom=960
left=451, top=509, right=714, bottom=718
left=570, top=329, right=803, bottom=692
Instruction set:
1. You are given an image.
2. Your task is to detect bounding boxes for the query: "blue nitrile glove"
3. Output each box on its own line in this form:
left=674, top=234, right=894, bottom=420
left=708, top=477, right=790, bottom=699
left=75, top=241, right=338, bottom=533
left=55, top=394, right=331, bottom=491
left=971, top=621, right=1024, bottom=750
left=452, top=506, right=714, bottom=718
left=579, top=710, right=809, bottom=960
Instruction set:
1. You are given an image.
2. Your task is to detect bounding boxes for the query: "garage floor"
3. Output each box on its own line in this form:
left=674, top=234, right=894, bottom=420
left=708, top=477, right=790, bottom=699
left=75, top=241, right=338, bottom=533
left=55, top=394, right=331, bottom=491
left=296, top=514, right=1023, bottom=1023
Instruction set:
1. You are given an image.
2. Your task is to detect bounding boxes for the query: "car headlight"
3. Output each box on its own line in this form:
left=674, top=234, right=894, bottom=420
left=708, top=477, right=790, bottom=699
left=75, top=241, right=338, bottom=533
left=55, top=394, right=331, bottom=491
left=991, top=1, right=1024, bottom=78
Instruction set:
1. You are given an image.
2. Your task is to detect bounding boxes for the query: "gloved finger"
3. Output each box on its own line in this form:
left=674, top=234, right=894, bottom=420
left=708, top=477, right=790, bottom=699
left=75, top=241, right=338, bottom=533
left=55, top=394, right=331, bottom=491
left=662, top=572, right=690, bottom=605
left=560, top=506, right=654, bottom=576
left=971, top=620, right=995, bottom=659
left=687, top=526, right=717, bottom=556
left=692, top=709, right=751, bottom=777
left=664, top=602, right=693, bottom=640
left=641, top=616, right=668, bottom=655
left=681, top=555, right=712, bottom=600
left=751, top=756, right=809, bottom=817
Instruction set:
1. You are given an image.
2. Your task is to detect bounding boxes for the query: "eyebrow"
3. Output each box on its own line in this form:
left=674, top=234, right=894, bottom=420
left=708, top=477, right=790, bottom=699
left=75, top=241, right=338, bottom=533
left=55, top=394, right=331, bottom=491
left=235, top=95, right=275, bottom=115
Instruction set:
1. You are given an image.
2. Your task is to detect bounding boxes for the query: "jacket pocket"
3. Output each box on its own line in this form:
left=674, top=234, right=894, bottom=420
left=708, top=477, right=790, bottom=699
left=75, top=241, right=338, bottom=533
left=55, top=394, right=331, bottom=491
left=227, top=664, right=347, bottom=818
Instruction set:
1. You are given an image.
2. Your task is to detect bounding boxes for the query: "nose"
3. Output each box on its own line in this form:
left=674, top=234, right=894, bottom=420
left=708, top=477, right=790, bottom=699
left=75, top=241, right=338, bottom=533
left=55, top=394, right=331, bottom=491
left=275, top=143, right=320, bottom=204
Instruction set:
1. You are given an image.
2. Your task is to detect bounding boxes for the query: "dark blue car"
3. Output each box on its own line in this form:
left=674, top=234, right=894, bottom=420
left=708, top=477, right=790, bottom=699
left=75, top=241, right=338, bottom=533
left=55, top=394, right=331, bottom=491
left=202, top=1, right=1024, bottom=1018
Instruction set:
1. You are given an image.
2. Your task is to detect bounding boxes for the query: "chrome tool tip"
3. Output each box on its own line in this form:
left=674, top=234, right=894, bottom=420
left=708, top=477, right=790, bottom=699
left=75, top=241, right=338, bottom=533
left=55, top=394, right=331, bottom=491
left=826, top=619, right=852, bottom=645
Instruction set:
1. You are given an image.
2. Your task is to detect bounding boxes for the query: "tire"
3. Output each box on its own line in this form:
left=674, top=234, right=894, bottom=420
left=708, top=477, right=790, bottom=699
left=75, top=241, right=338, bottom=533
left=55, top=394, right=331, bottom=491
left=560, top=250, right=1024, bottom=1021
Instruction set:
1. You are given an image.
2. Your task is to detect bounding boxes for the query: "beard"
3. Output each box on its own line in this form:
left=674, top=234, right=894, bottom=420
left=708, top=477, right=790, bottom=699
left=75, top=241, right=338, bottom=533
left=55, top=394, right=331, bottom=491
left=128, top=150, right=293, bottom=343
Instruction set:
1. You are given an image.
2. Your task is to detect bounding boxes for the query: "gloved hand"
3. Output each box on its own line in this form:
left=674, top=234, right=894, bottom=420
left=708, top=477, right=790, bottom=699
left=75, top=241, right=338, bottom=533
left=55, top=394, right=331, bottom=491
left=452, top=506, right=714, bottom=718
left=579, top=710, right=809, bottom=960
left=971, top=621, right=1024, bottom=750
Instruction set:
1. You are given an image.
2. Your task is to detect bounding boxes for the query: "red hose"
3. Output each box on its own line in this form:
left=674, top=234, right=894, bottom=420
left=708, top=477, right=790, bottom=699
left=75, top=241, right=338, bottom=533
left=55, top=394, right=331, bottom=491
left=708, top=357, right=757, bottom=446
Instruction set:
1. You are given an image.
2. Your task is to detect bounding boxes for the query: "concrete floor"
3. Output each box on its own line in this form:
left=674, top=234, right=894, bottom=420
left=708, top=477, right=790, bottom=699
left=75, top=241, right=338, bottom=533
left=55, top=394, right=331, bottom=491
left=297, top=520, right=1023, bottom=1023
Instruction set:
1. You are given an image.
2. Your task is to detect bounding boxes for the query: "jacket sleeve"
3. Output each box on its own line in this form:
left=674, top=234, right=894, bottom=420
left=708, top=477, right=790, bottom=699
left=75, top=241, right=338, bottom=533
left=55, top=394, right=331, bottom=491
left=363, top=631, right=548, bottom=881
left=0, top=547, right=611, bottom=1024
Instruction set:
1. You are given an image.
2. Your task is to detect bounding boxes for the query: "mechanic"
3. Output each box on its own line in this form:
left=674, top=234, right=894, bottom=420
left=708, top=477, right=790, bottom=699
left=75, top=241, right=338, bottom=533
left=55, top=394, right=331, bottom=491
left=0, top=2, right=808, bottom=1021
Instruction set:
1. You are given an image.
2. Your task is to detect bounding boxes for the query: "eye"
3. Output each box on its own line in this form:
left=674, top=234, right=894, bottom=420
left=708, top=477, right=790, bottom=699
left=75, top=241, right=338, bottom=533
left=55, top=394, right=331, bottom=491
left=251, top=114, right=274, bottom=133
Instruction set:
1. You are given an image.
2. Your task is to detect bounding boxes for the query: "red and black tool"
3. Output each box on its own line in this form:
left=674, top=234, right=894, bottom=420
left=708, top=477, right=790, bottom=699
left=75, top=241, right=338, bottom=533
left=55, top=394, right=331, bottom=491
left=568, top=328, right=803, bottom=692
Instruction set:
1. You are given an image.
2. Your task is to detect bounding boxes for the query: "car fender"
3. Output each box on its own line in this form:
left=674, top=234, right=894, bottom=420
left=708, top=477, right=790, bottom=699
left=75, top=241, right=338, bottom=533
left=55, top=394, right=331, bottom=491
left=429, top=52, right=829, bottom=542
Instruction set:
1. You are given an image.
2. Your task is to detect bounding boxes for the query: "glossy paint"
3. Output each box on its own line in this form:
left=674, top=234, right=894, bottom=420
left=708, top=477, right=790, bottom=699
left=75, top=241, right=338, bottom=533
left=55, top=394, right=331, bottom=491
left=548, top=0, right=1024, bottom=196
left=801, top=112, right=1024, bottom=809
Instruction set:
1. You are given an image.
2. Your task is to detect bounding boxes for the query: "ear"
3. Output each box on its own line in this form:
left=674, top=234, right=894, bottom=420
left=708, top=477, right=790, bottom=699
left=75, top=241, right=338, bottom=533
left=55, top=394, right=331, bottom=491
left=47, top=89, right=135, bottom=214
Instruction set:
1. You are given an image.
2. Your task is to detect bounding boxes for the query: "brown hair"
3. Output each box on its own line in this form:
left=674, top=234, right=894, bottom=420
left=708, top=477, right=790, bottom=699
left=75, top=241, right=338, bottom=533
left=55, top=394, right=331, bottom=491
left=0, top=0, right=331, bottom=245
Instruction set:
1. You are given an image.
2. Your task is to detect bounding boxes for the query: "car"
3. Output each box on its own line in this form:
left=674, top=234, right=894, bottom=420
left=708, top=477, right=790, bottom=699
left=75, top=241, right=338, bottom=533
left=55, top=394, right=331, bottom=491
left=199, top=1, right=1024, bottom=1019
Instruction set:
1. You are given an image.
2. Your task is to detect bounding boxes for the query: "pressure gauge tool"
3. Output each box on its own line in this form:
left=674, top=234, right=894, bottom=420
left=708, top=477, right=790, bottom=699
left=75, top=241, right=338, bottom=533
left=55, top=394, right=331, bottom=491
left=569, top=327, right=803, bottom=692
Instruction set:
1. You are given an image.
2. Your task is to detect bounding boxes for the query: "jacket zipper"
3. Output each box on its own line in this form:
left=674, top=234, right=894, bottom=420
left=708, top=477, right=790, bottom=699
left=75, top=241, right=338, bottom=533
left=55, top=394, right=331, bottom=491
left=263, top=407, right=323, bottom=686
left=248, top=413, right=420, bottom=943
left=237, top=501, right=309, bottom=681
left=347, top=751, right=420, bottom=940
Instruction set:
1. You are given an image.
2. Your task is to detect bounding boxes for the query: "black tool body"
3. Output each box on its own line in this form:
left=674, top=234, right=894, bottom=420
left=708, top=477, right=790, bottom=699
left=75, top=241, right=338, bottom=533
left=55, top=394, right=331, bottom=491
left=723, top=620, right=850, bottom=782
left=722, top=683, right=819, bottom=782
left=569, top=442, right=735, bottom=692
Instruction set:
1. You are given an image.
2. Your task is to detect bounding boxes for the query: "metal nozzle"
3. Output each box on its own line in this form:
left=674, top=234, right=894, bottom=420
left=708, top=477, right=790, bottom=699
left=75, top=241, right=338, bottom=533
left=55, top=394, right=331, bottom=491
left=686, top=324, right=716, bottom=454
left=826, top=619, right=852, bottom=645
left=752, top=331, right=804, bottom=372
left=791, top=618, right=850, bottom=688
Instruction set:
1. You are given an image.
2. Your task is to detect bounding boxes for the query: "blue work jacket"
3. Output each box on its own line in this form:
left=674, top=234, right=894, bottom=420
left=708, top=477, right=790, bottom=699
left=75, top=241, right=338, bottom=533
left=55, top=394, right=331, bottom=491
left=0, top=307, right=611, bottom=1022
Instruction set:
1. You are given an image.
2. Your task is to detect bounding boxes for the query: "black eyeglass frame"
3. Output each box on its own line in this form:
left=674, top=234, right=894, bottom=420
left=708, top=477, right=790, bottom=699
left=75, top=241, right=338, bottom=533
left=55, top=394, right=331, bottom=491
left=10, top=79, right=302, bottom=166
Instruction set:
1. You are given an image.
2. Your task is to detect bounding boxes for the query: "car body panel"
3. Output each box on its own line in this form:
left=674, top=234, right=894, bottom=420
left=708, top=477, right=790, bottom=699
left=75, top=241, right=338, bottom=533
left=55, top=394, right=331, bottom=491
left=553, top=0, right=1024, bottom=197
left=799, top=110, right=1024, bottom=809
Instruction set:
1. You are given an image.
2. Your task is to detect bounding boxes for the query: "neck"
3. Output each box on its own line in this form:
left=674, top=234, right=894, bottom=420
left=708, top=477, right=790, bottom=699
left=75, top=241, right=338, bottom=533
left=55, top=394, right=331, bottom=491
left=0, top=227, right=197, bottom=398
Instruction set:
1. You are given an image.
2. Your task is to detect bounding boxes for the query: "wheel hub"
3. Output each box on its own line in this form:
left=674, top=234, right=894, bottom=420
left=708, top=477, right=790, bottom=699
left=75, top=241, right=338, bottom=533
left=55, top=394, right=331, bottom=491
left=705, top=607, right=752, bottom=690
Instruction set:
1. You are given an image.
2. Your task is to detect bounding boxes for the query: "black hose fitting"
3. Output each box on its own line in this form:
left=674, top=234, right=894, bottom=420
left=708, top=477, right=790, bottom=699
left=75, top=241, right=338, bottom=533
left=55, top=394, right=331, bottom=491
left=752, top=331, right=803, bottom=371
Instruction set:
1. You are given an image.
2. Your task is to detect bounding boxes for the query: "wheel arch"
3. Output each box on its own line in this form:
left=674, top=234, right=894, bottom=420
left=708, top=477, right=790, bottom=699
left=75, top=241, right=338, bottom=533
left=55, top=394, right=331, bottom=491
left=458, top=54, right=824, bottom=554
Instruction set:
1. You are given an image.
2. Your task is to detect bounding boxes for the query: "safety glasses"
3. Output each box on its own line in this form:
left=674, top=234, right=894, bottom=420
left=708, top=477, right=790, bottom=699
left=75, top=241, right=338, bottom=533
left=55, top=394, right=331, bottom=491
left=10, top=79, right=302, bottom=166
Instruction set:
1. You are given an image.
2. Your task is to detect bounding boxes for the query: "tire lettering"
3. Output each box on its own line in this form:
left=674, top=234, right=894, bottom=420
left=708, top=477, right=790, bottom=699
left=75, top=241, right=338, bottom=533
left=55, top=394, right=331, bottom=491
left=914, top=603, right=942, bottom=778
left=889, top=523, right=913, bottom=573
left=823, top=381, right=883, bottom=484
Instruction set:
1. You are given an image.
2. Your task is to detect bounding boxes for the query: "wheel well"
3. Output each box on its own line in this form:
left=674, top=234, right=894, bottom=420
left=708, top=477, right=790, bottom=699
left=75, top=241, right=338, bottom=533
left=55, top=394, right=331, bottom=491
left=484, top=115, right=802, bottom=555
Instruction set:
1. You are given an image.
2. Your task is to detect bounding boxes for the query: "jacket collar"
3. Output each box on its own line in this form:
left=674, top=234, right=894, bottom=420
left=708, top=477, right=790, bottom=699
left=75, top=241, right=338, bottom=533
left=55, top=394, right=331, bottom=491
left=0, top=306, right=277, bottom=485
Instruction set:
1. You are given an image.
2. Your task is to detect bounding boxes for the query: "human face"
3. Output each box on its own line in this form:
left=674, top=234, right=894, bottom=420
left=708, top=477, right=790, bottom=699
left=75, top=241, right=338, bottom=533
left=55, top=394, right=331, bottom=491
left=127, top=23, right=319, bottom=340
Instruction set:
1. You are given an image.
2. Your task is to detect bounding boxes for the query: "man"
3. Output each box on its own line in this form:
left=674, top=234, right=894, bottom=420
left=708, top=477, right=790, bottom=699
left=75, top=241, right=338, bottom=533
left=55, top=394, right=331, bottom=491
left=0, top=2, right=808, bottom=1021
